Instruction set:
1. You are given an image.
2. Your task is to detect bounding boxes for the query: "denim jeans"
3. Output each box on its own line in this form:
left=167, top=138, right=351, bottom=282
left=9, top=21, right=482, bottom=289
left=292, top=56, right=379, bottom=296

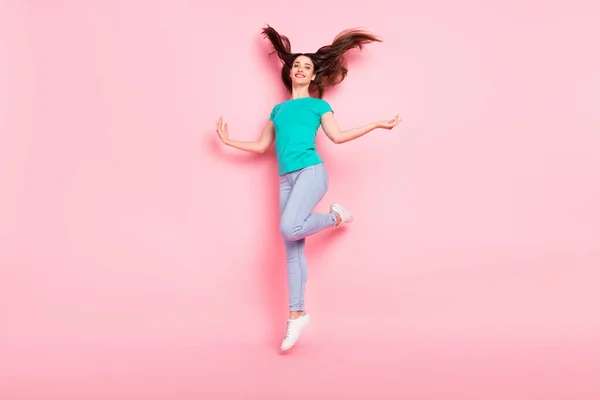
left=279, top=163, right=336, bottom=311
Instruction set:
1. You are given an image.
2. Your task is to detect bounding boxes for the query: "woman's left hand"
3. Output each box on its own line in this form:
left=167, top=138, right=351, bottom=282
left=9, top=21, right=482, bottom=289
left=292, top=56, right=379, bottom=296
left=377, top=114, right=401, bottom=130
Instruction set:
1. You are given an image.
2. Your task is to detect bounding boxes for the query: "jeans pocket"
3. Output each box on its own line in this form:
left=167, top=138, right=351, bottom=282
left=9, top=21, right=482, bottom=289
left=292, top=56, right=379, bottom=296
left=319, top=163, right=329, bottom=189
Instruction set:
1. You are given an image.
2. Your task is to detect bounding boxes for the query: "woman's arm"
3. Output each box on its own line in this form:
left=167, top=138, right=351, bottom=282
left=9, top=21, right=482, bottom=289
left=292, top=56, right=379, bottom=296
left=216, top=117, right=275, bottom=154
left=320, top=111, right=400, bottom=144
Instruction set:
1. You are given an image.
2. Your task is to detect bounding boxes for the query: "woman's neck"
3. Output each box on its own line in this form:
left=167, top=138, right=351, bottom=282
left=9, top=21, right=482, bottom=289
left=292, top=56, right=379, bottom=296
left=290, top=85, right=311, bottom=100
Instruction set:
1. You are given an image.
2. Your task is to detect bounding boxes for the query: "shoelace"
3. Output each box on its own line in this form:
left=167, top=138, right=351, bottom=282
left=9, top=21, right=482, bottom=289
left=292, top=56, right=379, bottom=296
left=284, top=320, right=293, bottom=339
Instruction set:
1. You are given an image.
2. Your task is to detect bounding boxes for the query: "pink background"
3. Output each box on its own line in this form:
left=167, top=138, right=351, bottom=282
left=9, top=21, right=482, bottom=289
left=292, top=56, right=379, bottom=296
left=1, top=1, right=600, bottom=399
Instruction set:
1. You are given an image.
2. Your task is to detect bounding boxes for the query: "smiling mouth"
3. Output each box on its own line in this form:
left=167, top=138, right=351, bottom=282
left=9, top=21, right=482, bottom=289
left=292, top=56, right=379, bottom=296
left=295, top=74, right=305, bottom=78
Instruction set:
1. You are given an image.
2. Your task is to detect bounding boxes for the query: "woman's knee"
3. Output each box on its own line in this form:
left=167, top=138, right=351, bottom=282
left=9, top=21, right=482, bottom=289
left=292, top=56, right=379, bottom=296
left=280, top=220, right=300, bottom=241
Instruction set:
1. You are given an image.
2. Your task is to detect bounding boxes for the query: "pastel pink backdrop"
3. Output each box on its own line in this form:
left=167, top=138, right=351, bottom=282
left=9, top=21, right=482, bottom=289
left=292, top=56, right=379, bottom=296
left=1, top=0, right=599, bottom=399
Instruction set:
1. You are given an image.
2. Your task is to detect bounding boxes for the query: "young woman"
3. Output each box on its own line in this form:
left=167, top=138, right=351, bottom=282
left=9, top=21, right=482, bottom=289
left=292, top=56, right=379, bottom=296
left=215, top=25, right=400, bottom=351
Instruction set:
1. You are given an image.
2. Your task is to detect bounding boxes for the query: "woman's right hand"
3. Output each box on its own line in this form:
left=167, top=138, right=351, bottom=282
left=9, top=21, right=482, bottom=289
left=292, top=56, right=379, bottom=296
left=215, top=116, right=229, bottom=144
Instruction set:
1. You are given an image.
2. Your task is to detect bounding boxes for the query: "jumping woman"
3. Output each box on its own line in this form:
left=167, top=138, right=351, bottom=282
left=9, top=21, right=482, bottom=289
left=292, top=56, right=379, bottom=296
left=215, top=24, right=400, bottom=351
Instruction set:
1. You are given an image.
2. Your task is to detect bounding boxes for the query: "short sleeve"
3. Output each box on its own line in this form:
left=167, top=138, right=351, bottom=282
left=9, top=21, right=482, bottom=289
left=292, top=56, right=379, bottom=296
left=317, top=100, right=333, bottom=117
left=269, top=105, right=278, bottom=121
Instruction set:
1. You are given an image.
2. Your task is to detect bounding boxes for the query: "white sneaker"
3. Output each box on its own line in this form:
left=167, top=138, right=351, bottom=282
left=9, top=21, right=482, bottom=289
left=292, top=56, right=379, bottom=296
left=280, top=314, right=311, bottom=351
left=330, top=203, right=353, bottom=225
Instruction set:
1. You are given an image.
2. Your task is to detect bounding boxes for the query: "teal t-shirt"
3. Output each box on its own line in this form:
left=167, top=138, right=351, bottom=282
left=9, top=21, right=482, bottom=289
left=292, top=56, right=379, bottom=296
left=269, top=97, right=333, bottom=175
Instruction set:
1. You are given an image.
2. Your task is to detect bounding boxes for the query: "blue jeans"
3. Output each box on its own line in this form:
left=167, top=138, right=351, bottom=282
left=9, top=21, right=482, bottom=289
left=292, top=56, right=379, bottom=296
left=279, top=163, right=336, bottom=311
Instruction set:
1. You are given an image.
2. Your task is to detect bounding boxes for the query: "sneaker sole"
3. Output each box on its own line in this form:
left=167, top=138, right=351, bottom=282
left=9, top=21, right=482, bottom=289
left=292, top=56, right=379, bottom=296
left=330, top=204, right=353, bottom=223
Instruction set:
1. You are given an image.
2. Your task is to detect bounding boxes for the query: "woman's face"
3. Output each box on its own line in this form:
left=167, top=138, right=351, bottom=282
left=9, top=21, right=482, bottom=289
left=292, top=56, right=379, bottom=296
left=290, top=55, right=316, bottom=86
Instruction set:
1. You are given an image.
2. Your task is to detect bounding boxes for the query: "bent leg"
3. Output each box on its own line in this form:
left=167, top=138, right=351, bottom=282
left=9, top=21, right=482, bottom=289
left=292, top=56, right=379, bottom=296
left=279, top=163, right=336, bottom=242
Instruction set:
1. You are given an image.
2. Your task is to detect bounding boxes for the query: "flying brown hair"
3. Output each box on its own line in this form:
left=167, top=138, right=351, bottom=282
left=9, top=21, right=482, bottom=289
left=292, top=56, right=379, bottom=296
left=261, top=25, right=382, bottom=99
